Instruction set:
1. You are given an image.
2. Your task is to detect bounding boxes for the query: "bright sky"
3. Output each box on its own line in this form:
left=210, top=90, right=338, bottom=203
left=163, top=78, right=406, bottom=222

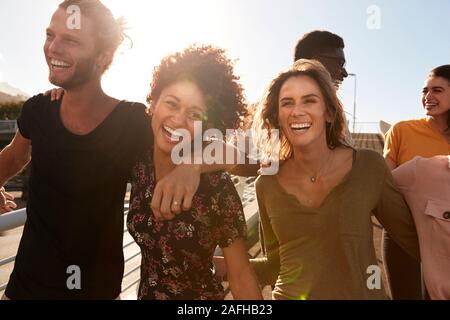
left=0, top=0, right=449, bottom=132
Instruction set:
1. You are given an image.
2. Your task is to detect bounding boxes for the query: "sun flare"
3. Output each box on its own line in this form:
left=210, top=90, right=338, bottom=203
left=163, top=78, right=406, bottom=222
left=100, top=0, right=230, bottom=103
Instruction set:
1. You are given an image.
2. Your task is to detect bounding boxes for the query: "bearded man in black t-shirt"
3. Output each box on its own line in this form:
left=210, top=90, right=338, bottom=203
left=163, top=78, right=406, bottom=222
left=0, top=0, right=208, bottom=299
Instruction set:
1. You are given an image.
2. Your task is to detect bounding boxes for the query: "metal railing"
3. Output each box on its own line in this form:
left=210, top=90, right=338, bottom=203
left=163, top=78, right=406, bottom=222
left=0, top=208, right=26, bottom=232
left=0, top=178, right=259, bottom=297
left=0, top=121, right=17, bottom=134
left=0, top=207, right=141, bottom=293
left=350, top=121, right=382, bottom=134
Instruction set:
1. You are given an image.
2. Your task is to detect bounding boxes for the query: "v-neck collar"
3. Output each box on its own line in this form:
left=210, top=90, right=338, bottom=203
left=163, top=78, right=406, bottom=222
left=271, top=149, right=359, bottom=211
left=55, top=99, right=125, bottom=139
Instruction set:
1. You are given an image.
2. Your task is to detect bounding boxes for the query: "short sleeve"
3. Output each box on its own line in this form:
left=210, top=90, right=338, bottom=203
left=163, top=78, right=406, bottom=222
left=126, top=103, right=153, bottom=181
left=383, top=123, right=402, bottom=165
left=129, top=157, right=151, bottom=212
left=130, top=103, right=153, bottom=156
left=214, top=172, right=247, bottom=248
left=17, top=95, right=42, bottom=139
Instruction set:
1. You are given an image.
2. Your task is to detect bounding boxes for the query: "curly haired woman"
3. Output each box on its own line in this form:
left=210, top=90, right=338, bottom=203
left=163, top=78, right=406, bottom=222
left=126, top=45, right=262, bottom=300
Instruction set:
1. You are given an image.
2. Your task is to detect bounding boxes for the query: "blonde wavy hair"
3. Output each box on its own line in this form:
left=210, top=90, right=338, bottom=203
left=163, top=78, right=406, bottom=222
left=252, top=59, right=352, bottom=161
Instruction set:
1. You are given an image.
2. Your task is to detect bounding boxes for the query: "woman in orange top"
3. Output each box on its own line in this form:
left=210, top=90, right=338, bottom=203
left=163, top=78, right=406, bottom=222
left=384, top=66, right=450, bottom=168
left=382, top=65, right=450, bottom=300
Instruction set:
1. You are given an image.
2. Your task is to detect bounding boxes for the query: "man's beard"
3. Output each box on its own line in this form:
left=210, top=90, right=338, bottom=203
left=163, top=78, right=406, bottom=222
left=49, top=56, right=97, bottom=90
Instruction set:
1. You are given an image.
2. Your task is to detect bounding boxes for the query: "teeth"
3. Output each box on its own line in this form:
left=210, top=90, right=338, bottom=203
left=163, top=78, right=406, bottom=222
left=163, top=125, right=183, bottom=139
left=51, top=59, right=71, bottom=67
left=290, top=123, right=312, bottom=129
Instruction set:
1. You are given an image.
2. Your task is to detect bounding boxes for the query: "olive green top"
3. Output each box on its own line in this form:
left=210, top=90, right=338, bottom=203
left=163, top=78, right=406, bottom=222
left=251, top=149, right=420, bottom=300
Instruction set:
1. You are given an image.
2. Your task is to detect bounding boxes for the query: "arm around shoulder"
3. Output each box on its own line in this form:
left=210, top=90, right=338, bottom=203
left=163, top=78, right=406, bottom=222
left=374, top=162, right=420, bottom=261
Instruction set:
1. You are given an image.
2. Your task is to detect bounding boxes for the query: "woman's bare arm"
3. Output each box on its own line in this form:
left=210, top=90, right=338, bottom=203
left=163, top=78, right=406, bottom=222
left=223, top=238, right=263, bottom=300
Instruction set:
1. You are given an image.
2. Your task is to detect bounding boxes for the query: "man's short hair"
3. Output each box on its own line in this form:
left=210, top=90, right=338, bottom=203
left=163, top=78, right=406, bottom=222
left=58, top=0, right=129, bottom=70
left=294, top=30, right=345, bottom=62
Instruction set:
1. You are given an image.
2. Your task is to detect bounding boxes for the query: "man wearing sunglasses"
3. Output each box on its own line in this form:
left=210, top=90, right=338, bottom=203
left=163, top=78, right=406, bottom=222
left=294, top=30, right=349, bottom=89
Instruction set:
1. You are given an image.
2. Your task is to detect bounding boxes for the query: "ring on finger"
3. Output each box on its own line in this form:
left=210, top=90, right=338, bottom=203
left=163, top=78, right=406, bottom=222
left=172, top=200, right=180, bottom=207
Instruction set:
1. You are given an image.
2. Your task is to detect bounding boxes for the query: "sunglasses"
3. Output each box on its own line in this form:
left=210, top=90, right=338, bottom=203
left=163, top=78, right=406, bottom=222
left=314, top=55, right=346, bottom=69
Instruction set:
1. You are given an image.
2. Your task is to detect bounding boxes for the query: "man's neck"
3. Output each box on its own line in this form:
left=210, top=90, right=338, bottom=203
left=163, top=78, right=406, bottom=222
left=61, top=79, right=109, bottom=113
left=58, top=78, right=120, bottom=135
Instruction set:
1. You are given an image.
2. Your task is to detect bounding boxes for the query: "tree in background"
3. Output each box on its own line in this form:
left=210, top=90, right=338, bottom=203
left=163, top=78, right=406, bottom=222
left=0, top=101, right=24, bottom=120
left=0, top=100, right=28, bottom=200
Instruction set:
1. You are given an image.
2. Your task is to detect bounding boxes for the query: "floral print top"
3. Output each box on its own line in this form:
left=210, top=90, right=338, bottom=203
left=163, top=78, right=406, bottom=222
left=127, top=152, right=247, bottom=300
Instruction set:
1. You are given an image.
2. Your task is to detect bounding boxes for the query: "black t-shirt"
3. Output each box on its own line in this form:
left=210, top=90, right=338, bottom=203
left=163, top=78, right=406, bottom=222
left=5, top=94, right=152, bottom=299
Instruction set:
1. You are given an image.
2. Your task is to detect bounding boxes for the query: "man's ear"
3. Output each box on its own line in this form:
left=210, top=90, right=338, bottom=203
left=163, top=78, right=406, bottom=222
left=96, top=47, right=115, bottom=73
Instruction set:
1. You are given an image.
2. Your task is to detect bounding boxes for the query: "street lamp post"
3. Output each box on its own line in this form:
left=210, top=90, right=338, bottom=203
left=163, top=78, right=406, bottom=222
left=348, top=73, right=357, bottom=133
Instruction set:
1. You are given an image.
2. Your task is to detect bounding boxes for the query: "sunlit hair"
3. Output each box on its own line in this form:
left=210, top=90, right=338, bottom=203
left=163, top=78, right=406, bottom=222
left=147, top=44, right=247, bottom=134
left=428, top=64, right=450, bottom=133
left=252, top=59, right=352, bottom=161
left=58, top=0, right=130, bottom=71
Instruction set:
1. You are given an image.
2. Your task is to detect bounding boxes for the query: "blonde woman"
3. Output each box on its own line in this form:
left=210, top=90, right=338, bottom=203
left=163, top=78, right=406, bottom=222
left=250, top=59, right=420, bottom=300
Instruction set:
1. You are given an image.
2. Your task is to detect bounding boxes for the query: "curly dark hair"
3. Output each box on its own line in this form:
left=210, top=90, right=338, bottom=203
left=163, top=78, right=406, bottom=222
left=147, top=45, right=247, bottom=134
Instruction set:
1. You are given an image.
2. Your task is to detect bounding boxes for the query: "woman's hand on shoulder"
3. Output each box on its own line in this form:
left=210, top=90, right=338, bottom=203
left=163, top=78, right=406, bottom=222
left=44, top=88, right=64, bottom=101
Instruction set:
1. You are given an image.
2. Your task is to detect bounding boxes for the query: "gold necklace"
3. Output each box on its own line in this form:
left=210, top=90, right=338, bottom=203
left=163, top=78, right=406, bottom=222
left=308, top=151, right=335, bottom=183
